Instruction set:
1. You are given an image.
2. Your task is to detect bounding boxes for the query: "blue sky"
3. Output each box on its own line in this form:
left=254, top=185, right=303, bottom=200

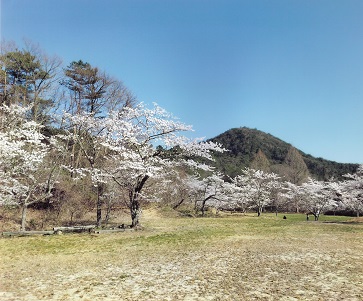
left=1, top=0, right=363, bottom=163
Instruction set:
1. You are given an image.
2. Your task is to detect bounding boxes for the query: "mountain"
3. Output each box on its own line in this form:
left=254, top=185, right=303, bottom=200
left=208, top=127, right=358, bottom=181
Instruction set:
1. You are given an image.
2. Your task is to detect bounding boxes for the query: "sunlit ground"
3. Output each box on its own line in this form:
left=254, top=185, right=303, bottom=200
left=1, top=210, right=362, bottom=301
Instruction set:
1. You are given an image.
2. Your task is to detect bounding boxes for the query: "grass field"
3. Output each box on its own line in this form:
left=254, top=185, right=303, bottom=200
left=1, top=210, right=362, bottom=301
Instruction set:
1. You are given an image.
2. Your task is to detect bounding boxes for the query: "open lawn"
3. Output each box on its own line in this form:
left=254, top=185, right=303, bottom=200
left=1, top=211, right=363, bottom=301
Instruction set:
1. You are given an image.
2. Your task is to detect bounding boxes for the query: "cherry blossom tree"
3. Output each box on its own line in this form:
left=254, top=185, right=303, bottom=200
left=190, top=173, right=228, bottom=216
left=232, top=168, right=281, bottom=216
left=60, top=102, right=225, bottom=227
left=103, top=103, right=225, bottom=226
left=58, top=110, right=110, bottom=227
left=0, top=104, right=55, bottom=230
left=342, top=165, right=363, bottom=217
left=283, top=181, right=306, bottom=213
left=156, top=168, right=200, bottom=210
left=157, top=169, right=241, bottom=215
left=299, top=178, right=341, bottom=221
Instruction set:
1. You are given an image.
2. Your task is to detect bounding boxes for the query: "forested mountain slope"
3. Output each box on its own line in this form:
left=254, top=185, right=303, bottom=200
left=209, top=127, right=358, bottom=181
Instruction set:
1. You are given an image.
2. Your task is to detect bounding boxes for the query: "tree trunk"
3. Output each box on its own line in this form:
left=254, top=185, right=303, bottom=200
left=96, top=207, right=102, bottom=227
left=70, top=211, right=74, bottom=224
left=194, top=199, right=198, bottom=212
left=257, top=207, right=262, bottom=217
left=201, top=200, right=207, bottom=217
left=96, top=184, right=102, bottom=228
left=130, top=199, right=141, bottom=228
left=173, top=198, right=185, bottom=210
left=129, top=175, right=149, bottom=228
left=104, top=199, right=112, bottom=224
left=21, top=204, right=28, bottom=231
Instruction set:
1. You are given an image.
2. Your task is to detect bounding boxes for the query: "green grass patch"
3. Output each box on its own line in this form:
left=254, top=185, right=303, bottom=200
left=1, top=212, right=360, bottom=255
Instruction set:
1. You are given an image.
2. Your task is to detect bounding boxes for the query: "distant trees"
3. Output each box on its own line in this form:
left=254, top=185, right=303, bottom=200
left=233, top=168, right=281, bottom=216
left=191, top=173, right=226, bottom=216
left=341, top=166, right=363, bottom=217
left=285, top=179, right=341, bottom=220
left=281, top=146, right=310, bottom=185
left=250, top=149, right=270, bottom=172
left=283, top=181, right=305, bottom=213
left=211, top=127, right=358, bottom=181
left=157, top=169, right=197, bottom=210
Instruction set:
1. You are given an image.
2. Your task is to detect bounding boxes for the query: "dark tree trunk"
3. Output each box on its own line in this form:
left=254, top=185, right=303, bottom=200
left=70, top=211, right=75, bottom=224
left=129, top=175, right=149, bottom=228
left=200, top=195, right=215, bottom=217
left=96, top=206, right=102, bottom=227
left=173, top=198, right=185, bottom=210
left=130, top=199, right=141, bottom=228
left=96, top=184, right=102, bottom=228
left=257, top=207, right=262, bottom=217
left=201, top=200, right=207, bottom=216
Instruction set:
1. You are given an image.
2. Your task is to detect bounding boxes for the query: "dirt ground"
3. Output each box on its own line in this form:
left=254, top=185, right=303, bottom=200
left=1, top=210, right=363, bottom=301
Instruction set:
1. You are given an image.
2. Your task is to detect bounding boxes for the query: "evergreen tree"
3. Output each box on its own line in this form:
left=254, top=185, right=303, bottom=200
left=250, top=149, right=271, bottom=172
left=0, top=45, right=61, bottom=123
left=282, top=146, right=310, bottom=184
left=62, top=60, right=135, bottom=115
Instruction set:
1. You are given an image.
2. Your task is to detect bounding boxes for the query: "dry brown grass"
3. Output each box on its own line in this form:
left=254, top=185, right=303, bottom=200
left=1, top=210, right=363, bottom=301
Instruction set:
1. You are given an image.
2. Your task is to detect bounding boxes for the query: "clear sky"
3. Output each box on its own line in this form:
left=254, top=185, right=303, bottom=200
left=1, top=0, right=363, bottom=163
